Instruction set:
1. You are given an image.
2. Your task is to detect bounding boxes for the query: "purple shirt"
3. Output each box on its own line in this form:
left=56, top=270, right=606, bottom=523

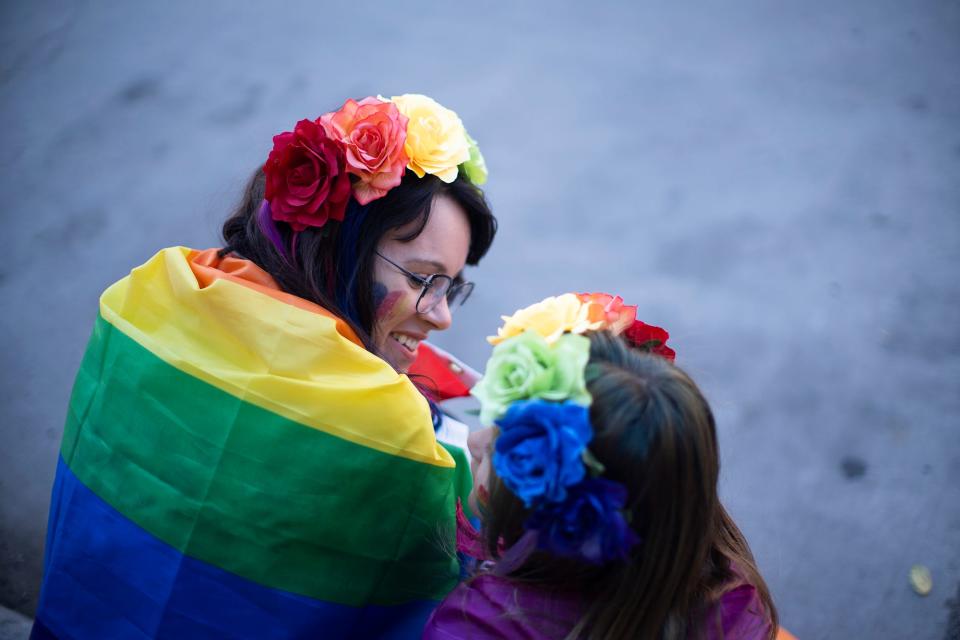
left=423, top=573, right=771, bottom=640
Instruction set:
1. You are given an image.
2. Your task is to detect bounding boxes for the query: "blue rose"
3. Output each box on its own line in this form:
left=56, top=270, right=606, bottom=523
left=527, top=478, right=639, bottom=564
left=492, top=399, right=592, bottom=506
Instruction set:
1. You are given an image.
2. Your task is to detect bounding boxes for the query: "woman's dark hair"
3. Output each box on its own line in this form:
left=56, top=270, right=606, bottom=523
left=481, top=332, right=778, bottom=640
left=221, top=168, right=497, bottom=351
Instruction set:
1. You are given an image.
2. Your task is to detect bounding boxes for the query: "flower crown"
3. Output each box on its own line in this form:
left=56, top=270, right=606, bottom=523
left=260, top=93, right=487, bottom=236
left=470, top=293, right=676, bottom=564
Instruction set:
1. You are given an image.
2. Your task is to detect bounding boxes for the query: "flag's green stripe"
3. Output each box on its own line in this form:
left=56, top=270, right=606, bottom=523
left=61, top=315, right=459, bottom=607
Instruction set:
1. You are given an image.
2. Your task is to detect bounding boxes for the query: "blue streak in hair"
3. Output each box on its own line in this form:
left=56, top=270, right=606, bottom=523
left=334, top=199, right=371, bottom=327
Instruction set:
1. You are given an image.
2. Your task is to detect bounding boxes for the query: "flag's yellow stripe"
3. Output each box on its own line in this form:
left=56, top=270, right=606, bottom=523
left=99, top=247, right=453, bottom=468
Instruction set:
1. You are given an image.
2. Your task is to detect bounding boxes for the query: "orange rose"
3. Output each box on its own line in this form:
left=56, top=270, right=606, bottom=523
left=577, top=292, right=638, bottom=335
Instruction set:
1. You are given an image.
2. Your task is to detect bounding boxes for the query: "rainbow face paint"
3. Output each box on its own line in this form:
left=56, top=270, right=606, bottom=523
left=374, top=286, right=404, bottom=323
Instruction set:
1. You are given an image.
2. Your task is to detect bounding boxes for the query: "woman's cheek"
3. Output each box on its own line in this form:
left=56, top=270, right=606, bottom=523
left=372, top=281, right=406, bottom=323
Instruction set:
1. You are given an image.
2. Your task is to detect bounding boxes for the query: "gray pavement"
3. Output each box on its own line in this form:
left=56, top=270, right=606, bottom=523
left=0, top=606, right=30, bottom=640
left=2, top=1, right=959, bottom=639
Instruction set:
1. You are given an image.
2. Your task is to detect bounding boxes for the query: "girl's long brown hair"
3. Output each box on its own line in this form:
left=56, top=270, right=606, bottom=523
left=481, top=331, right=778, bottom=639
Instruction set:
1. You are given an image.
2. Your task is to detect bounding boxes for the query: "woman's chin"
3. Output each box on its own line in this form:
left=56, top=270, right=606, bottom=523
left=383, top=340, right=416, bottom=373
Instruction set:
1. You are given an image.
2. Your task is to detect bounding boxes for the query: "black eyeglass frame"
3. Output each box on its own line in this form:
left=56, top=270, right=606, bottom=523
left=375, top=252, right=475, bottom=314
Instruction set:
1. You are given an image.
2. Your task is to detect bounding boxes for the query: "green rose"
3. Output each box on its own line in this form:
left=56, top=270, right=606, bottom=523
left=471, top=330, right=591, bottom=424
left=460, top=132, right=488, bottom=185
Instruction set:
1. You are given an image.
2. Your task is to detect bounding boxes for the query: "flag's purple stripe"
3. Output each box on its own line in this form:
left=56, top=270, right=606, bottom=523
left=34, top=458, right=438, bottom=640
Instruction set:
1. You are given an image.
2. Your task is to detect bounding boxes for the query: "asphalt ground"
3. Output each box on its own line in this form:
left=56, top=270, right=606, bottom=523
left=1, top=2, right=958, bottom=639
left=0, top=606, right=30, bottom=640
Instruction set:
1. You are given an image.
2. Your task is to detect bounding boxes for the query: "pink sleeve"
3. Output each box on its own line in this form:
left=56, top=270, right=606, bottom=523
left=423, top=575, right=577, bottom=640
left=422, top=580, right=516, bottom=640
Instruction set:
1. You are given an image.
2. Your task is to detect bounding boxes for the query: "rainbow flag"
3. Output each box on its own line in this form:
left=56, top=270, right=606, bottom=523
left=33, top=247, right=467, bottom=639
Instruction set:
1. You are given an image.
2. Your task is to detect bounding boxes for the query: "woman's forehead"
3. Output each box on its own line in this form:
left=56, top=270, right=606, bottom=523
left=383, top=196, right=471, bottom=274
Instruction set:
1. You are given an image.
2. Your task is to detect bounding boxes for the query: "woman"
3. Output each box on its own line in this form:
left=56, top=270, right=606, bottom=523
left=425, top=294, right=778, bottom=639
left=33, top=94, right=496, bottom=639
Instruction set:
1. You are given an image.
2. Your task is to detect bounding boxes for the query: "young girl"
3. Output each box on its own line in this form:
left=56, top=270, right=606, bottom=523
left=424, top=293, right=778, bottom=639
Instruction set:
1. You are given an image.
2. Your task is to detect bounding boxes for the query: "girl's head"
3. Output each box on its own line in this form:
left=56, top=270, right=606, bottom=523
left=467, top=331, right=777, bottom=639
left=221, top=95, right=497, bottom=372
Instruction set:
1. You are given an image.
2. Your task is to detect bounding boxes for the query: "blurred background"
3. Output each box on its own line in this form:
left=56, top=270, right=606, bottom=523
left=1, top=1, right=958, bottom=638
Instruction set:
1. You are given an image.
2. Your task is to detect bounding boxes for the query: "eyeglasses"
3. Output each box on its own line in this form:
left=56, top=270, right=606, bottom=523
left=375, top=252, right=474, bottom=314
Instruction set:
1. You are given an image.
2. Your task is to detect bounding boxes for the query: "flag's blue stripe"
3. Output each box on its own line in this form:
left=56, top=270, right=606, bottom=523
left=34, top=457, right=439, bottom=640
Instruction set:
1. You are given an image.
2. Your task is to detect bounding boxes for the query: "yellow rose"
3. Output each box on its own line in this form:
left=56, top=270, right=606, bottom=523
left=388, top=94, right=470, bottom=183
left=488, top=294, right=606, bottom=345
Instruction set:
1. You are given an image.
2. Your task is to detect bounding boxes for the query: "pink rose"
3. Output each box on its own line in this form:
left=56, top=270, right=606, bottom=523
left=263, top=119, right=352, bottom=231
left=320, top=97, right=409, bottom=205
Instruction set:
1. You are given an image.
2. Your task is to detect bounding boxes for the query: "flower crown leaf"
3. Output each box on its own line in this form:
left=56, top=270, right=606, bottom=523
left=581, top=448, right=606, bottom=477
left=461, top=132, right=488, bottom=185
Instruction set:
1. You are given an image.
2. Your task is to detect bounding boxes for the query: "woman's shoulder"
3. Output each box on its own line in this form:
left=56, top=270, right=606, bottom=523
left=423, top=574, right=583, bottom=640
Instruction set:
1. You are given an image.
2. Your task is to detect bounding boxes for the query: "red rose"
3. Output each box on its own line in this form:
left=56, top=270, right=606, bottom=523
left=319, top=97, right=409, bottom=205
left=263, top=119, right=352, bottom=231
left=623, top=320, right=676, bottom=361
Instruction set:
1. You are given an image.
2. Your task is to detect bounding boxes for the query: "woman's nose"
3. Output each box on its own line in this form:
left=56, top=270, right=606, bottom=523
left=422, top=295, right=453, bottom=331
